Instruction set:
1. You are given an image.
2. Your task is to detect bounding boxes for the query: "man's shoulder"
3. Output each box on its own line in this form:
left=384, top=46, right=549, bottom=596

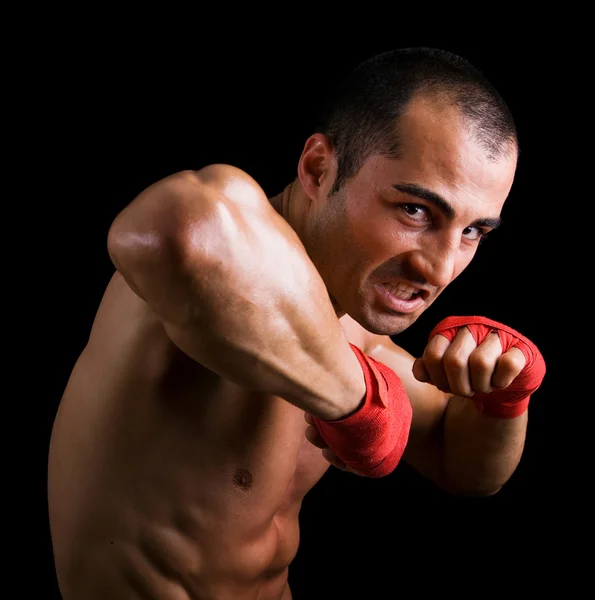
left=142, top=165, right=269, bottom=217
left=339, top=314, right=372, bottom=348
left=192, top=164, right=270, bottom=211
left=339, top=314, right=417, bottom=372
left=339, top=314, right=400, bottom=354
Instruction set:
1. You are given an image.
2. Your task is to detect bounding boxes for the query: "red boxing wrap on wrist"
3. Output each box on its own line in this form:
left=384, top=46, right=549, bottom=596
left=311, top=344, right=412, bottom=478
left=429, top=316, right=546, bottom=418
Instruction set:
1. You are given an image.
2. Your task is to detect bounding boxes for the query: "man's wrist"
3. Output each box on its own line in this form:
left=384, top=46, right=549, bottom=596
left=336, top=372, right=367, bottom=420
left=317, top=346, right=367, bottom=422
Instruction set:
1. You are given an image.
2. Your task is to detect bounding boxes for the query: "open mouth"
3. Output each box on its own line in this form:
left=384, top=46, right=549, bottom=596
left=382, top=282, right=423, bottom=301
left=374, top=282, right=427, bottom=314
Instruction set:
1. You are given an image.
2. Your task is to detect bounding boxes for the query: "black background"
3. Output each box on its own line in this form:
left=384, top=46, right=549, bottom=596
left=34, top=33, right=580, bottom=599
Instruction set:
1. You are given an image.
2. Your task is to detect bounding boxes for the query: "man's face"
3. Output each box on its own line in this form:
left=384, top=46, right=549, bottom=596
left=305, top=96, right=517, bottom=335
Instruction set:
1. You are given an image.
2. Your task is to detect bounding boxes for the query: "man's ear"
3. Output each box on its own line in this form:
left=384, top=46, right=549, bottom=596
left=297, top=133, right=337, bottom=203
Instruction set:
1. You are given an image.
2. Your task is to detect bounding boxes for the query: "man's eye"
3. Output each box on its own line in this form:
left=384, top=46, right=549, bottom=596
left=463, top=226, right=488, bottom=242
left=401, top=204, right=429, bottom=219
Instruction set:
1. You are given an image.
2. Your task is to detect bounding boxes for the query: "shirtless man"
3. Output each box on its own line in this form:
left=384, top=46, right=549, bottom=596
left=48, top=48, right=546, bottom=599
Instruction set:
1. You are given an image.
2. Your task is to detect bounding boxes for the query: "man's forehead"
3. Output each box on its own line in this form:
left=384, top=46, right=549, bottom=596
left=396, top=93, right=514, bottom=157
left=363, top=146, right=515, bottom=191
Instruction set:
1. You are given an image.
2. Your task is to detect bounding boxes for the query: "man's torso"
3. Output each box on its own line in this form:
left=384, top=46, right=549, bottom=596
left=48, top=271, right=371, bottom=599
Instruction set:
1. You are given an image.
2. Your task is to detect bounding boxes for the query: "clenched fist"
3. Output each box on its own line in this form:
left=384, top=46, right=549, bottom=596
left=413, top=316, right=546, bottom=418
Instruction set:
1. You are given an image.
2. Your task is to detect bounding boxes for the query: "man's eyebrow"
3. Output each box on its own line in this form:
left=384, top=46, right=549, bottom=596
left=392, top=182, right=502, bottom=230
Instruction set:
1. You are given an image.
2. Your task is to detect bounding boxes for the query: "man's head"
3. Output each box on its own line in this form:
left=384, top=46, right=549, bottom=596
left=292, top=47, right=518, bottom=335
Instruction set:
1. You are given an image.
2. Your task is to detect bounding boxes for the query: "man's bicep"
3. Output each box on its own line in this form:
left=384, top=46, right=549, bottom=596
left=365, top=335, right=451, bottom=480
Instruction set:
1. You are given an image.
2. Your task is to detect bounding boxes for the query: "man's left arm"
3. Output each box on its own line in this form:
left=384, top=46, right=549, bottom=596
left=307, top=316, right=546, bottom=496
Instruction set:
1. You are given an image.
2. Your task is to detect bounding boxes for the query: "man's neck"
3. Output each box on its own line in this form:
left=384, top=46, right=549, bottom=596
left=269, top=180, right=308, bottom=238
left=270, top=181, right=346, bottom=319
left=269, top=182, right=292, bottom=219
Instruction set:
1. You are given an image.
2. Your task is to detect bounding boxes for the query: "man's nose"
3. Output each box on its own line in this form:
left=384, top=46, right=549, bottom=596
left=406, top=235, right=459, bottom=289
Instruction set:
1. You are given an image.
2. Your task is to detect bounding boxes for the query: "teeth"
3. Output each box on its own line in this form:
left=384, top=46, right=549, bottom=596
left=384, top=283, right=418, bottom=300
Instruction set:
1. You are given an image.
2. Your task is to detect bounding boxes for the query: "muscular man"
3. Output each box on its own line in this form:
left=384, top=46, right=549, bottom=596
left=48, top=48, right=546, bottom=599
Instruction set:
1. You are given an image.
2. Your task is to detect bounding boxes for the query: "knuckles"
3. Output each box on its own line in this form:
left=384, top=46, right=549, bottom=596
left=442, top=350, right=470, bottom=371
left=423, top=346, right=445, bottom=364
left=421, top=323, right=531, bottom=396
left=468, top=352, right=493, bottom=372
left=497, top=350, right=525, bottom=375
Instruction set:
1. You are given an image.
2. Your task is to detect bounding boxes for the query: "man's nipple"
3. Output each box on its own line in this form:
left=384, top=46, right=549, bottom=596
left=232, top=467, right=254, bottom=491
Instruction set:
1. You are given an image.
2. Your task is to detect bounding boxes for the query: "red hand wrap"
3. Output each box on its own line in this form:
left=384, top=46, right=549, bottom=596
left=311, top=344, right=412, bottom=478
left=429, top=316, right=546, bottom=418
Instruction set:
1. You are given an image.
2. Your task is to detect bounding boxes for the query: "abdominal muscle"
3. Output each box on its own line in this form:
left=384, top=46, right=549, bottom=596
left=48, top=273, right=331, bottom=600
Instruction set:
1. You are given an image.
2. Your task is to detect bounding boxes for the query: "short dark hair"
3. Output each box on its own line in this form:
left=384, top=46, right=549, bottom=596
left=313, top=47, right=518, bottom=194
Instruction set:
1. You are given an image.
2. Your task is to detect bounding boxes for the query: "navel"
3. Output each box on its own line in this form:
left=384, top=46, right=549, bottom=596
left=232, top=467, right=254, bottom=490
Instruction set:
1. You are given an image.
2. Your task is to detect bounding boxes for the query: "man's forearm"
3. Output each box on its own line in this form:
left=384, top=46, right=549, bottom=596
left=108, top=166, right=366, bottom=421
left=441, top=396, right=528, bottom=496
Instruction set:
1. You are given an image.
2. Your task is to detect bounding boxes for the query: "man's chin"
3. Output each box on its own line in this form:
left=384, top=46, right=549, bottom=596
left=350, top=305, right=419, bottom=336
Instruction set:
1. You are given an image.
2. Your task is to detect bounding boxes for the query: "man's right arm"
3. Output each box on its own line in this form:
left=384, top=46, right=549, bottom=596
left=107, top=164, right=365, bottom=420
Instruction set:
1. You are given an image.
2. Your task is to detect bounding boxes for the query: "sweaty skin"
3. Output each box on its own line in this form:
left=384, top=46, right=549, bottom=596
left=48, top=166, right=369, bottom=600
left=48, top=96, right=522, bottom=599
left=49, top=269, right=331, bottom=599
